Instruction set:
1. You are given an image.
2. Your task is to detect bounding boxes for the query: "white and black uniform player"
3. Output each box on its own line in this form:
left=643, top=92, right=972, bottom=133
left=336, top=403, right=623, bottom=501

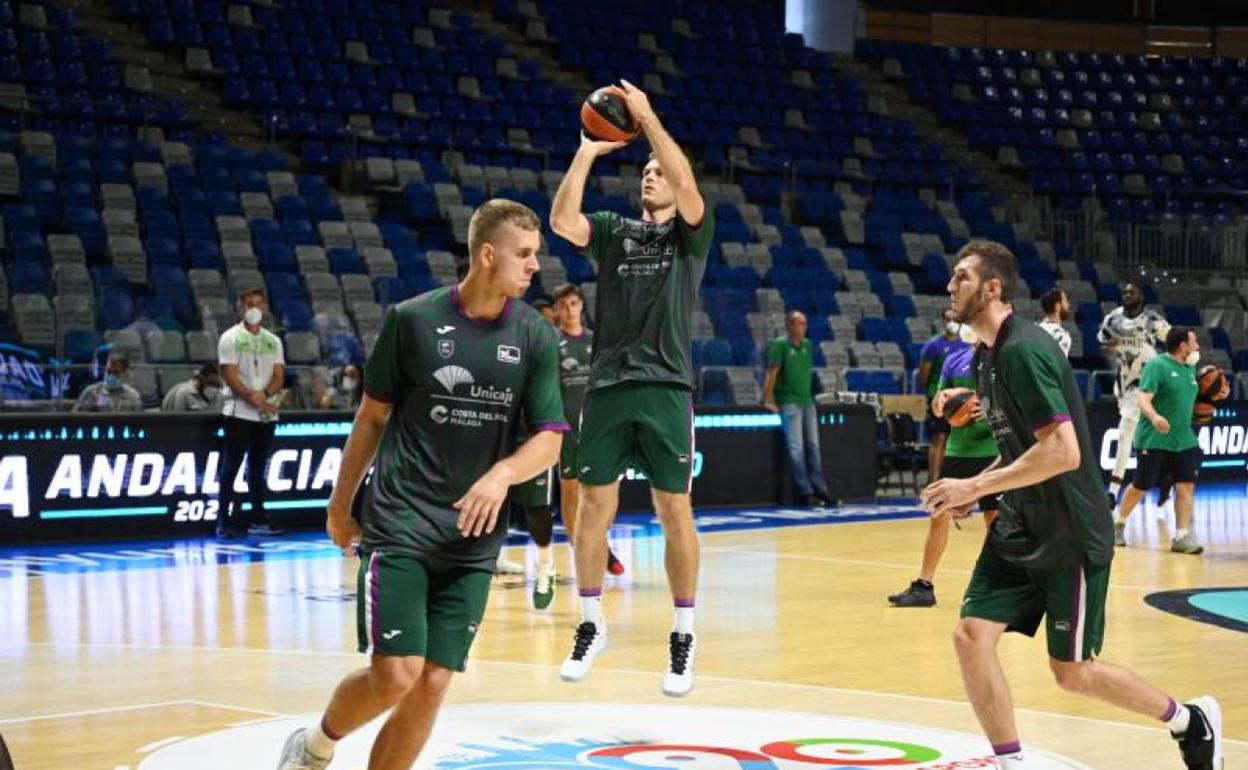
left=1037, top=288, right=1072, bottom=358
left=1097, top=283, right=1170, bottom=506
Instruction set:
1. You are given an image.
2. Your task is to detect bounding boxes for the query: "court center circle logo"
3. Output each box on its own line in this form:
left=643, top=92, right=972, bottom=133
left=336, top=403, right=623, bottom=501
left=140, top=704, right=1091, bottom=769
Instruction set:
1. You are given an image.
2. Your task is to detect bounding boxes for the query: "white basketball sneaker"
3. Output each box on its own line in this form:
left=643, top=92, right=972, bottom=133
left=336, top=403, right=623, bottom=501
left=276, top=728, right=331, bottom=770
left=495, top=554, right=525, bottom=575
left=560, top=620, right=608, bottom=681
left=662, top=631, right=696, bottom=697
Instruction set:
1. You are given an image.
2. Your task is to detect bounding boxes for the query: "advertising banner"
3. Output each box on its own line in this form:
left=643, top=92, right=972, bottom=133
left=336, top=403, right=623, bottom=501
left=0, top=406, right=877, bottom=543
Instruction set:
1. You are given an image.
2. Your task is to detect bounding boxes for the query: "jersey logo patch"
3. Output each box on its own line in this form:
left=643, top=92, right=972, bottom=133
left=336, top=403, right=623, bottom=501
left=438, top=339, right=455, bottom=359
left=437, top=325, right=455, bottom=334
left=433, top=365, right=474, bottom=393
left=497, top=345, right=521, bottom=364
left=430, top=405, right=450, bottom=424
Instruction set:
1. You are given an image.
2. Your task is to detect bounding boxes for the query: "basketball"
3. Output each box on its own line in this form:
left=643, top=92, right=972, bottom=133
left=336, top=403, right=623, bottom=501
left=943, top=388, right=980, bottom=428
left=1197, top=364, right=1229, bottom=402
left=1194, top=400, right=1216, bottom=425
left=580, top=86, right=640, bottom=143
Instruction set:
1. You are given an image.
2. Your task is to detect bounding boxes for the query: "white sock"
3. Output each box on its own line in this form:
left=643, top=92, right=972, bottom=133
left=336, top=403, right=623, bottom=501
left=306, top=719, right=337, bottom=759
left=996, top=753, right=1027, bottom=768
left=1175, top=528, right=1189, bottom=540
left=580, top=593, right=603, bottom=624
left=537, top=546, right=554, bottom=569
left=674, top=606, right=695, bottom=634
left=1166, top=703, right=1192, bottom=735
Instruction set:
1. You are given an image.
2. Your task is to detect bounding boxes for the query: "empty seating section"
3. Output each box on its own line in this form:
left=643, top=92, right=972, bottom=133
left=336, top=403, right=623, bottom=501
left=858, top=41, right=1248, bottom=227
left=0, top=0, right=1244, bottom=409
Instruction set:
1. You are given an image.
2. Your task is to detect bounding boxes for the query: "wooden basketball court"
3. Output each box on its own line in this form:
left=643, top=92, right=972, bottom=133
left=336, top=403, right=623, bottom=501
left=1, top=489, right=1245, bottom=769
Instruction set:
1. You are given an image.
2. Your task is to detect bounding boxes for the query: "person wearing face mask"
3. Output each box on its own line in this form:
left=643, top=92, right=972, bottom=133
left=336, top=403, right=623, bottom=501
left=73, top=352, right=143, bottom=413
left=324, top=364, right=363, bottom=410
left=917, top=308, right=970, bottom=484
left=216, top=287, right=286, bottom=538
left=1037, top=289, right=1072, bottom=358
left=1097, top=282, right=1170, bottom=508
left=162, top=363, right=224, bottom=412
left=1112, top=327, right=1206, bottom=555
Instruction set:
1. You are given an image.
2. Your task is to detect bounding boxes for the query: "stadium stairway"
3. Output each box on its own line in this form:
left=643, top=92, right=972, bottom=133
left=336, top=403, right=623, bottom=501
left=65, top=0, right=266, bottom=144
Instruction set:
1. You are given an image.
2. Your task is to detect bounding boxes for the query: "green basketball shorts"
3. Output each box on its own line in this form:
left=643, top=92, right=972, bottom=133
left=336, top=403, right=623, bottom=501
left=576, top=382, right=695, bottom=493
left=510, top=464, right=555, bottom=508
left=356, top=550, right=493, bottom=671
left=961, top=544, right=1110, bottom=662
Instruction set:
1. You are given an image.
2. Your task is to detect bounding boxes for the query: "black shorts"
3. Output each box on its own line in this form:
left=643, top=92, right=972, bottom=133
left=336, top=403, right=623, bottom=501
left=1132, top=447, right=1202, bottom=490
left=927, top=413, right=951, bottom=437
left=941, top=455, right=1000, bottom=512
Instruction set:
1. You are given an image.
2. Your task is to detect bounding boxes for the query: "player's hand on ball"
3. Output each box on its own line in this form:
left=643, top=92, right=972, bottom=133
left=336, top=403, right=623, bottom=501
left=579, top=132, right=627, bottom=157
left=921, top=477, right=980, bottom=519
left=617, top=79, right=655, bottom=122
left=455, top=467, right=510, bottom=538
left=1152, top=415, right=1171, bottom=434
left=327, top=512, right=361, bottom=555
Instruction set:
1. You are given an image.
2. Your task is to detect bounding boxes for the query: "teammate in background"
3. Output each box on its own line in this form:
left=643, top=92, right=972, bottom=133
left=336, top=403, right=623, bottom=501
left=550, top=79, right=714, bottom=696
left=1098, top=283, right=1170, bottom=508
left=888, top=324, right=998, bottom=608
left=1037, top=288, right=1072, bottom=358
left=501, top=296, right=564, bottom=579
left=1113, top=328, right=1206, bottom=555
left=923, top=240, right=1221, bottom=770
left=917, top=308, right=969, bottom=483
left=276, top=200, right=567, bottom=770
left=551, top=284, right=626, bottom=580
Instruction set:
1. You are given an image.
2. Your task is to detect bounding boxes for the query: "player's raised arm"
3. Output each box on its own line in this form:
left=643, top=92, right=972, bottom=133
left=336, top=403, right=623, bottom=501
left=550, top=134, right=626, bottom=248
left=618, top=79, right=704, bottom=226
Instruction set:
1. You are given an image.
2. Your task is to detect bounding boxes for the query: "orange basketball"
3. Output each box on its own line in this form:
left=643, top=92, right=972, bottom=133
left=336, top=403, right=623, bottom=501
left=580, top=86, right=640, bottom=143
left=944, top=388, right=980, bottom=428
left=1193, top=400, right=1216, bottom=425
left=1197, top=364, right=1229, bottom=402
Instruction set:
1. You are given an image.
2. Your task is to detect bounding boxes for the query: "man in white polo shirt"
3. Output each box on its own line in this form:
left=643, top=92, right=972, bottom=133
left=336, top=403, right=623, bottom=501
left=217, top=287, right=286, bottom=538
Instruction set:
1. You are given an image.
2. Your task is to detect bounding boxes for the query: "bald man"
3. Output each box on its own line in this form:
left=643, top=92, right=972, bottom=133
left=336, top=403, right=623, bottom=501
left=764, top=311, right=832, bottom=507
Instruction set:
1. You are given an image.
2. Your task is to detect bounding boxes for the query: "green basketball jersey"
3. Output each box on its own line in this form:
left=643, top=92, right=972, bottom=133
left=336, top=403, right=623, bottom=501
left=583, top=209, right=715, bottom=392
left=766, top=336, right=815, bottom=407
left=361, top=286, right=567, bottom=570
left=558, top=328, right=593, bottom=427
left=1134, top=354, right=1199, bottom=452
left=938, top=345, right=998, bottom=458
left=975, top=315, right=1114, bottom=569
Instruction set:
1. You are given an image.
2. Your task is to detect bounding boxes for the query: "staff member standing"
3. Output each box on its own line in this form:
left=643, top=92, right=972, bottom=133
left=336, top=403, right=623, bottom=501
left=764, top=310, right=833, bottom=507
left=217, top=287, right=285, bottom=538
left=1113, top=327, right=1206, bottom=554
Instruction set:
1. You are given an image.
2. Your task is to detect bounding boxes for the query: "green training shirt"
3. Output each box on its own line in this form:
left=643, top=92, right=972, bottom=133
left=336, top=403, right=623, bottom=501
left=361, top=286, right=568, bottom=570
left=1134, top=354, right=1199, bottom=452
left=766, top=336, right=814, bottom=407
left=558, top=328, right=593, bottom=427
left=975, top=315, right=1114, bottom=568
left=583, top=209, right=715, bottom=392
left=938, top=345, right=998, bottom=458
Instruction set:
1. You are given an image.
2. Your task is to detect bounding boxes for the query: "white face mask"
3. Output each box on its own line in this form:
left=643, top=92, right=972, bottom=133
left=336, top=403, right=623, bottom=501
left=243, top=307, right=263, bottom=326
left=1185, top=350, right=1200, bottom=366
left=203, top=385, right=221, bottom=401
left=341, top=377, right=358, bottom=392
